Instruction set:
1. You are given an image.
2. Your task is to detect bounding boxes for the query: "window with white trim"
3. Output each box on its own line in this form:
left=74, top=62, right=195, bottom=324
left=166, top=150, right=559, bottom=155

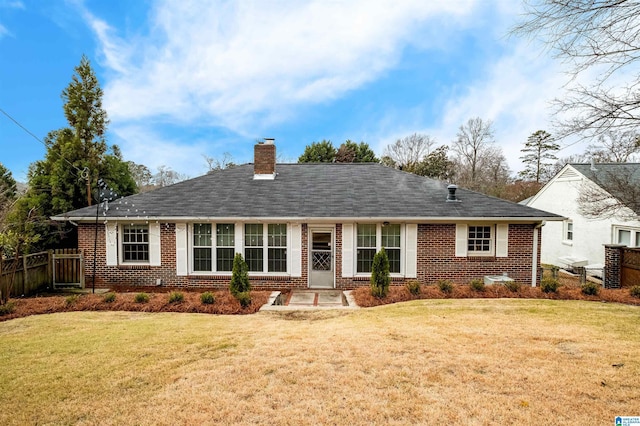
left=564, top=220, right=573, bottom=241
left=467, top=225, right=493, bottom=255
left=382, top=224, right=401, bottom=273
left=122, top=224, right=149, bottom=262
left=192, top=223, right=235, bottom=272
left=356, top=223, right=403, bottom=274
left=614, top=226, right=640, bottom=247
left=356, top=224, right=376, bottom=273
left=244, top=223, right=288, bottom=273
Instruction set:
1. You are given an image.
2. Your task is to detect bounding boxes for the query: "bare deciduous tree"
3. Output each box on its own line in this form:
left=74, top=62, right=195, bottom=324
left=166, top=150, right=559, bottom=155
left=577, top=165, right=640, bottom=220
left=452, top=117, right=496, bottom=189
left=204, top=152, right=235, bottom=172
left=383, top=133, right=435, bottom=170
left=585, top=131, right=640, bottom=163
left=513, top=1, right=640, bottom=138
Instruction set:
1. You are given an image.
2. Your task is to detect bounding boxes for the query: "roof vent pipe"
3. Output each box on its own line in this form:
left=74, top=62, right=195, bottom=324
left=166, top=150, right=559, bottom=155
left=447, top=184, right=460, bottom=202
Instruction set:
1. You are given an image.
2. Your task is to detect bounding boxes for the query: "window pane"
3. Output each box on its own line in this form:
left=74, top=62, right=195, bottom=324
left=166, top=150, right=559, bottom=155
left=245, top=224, right=263, bottom=246
left=387, top=248, right=400, bottom=273
left=216, top=248, right=234, bottom=272
left=122, top=225, right=149, bottom=262
left=216, top=224, right=235, bottom=247
left=194, top=223, right=212, bottom=247
left=268, top=224, right=287, bottom=247
left=245, top=248, right=263, bottom=272
left=619, top=230, right=631, bottom=245
left=268, top=248, right=287, bottom=272
left=357, top=224, right=376, bottom=248
left=468, top=226, right=492, bottom=253
left=381, top=224, right=400, bottom=248
left=194, top=248, right=212, bottom=271
left=635, top=232, right=640, bottom=247
left=123, top=244, right=149, bottom=262
left=357, top=248, right=376, bottom=273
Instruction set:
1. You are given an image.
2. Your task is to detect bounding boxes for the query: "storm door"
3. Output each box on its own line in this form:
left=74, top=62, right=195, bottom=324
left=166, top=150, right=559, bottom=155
left=309, top=229, right=334, bottom=288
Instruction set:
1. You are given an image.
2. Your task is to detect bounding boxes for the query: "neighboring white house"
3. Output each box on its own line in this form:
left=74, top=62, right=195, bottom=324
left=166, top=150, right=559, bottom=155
left=525, top=163, right=640, bottom=270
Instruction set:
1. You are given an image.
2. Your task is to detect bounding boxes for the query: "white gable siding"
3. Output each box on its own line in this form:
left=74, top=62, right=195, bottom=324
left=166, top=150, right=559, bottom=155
left=527, top=166, right=640, bottom=266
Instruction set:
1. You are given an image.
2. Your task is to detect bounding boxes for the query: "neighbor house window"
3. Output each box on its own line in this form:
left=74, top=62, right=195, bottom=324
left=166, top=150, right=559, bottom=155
left=564, top=220, right=573, bottom=241
left=357, top=223, right=403, bottom=274
left=382, top=223, right=401, bottom=273
left=468, top=225, right=492, bottom=254
left=122, top=224, right=149, bottom=262
left=192, top=223, right=235, bottom=273
left=245, top=223, right=288, bottom=273
left=615, top=226, right=640, bottom=247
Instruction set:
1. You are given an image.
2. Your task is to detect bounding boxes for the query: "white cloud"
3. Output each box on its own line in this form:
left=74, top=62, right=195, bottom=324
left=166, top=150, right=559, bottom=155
left=84, top=0, right=480, bottom=133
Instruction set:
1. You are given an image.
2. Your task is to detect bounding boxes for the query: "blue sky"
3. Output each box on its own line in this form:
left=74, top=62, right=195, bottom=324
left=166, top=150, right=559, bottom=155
left=1, top=0, right=579, bottom=182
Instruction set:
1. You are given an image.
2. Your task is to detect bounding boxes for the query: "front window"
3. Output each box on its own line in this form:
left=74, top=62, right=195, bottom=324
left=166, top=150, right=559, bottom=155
left=192, top=223, right=235, bottom=272
left=245, top=223, right=287, bottom=273
left=382, top=224, right=401, bottom=273
left=122, top=224, right=149, bottom=262
left=357, top=224, right=377, bottom=273
left=468, top=225, right=492, bottom=254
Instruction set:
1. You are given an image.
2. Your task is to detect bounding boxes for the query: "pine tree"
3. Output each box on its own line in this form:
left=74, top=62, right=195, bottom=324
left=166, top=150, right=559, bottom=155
left=298, top=140, right=336, bottom=162
left=519, top=130, right=559, bottom=183
left=11, top=55, right=136, bottom=250
left=229, top=253, right=251, bottom=296
left=370, top=247, right=390, bottom=298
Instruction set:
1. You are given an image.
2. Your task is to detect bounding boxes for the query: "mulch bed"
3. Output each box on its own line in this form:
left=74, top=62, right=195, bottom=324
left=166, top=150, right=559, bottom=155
left=352, top=279, right=640, bottom=308
left=0, top=289, right=271, bottom=322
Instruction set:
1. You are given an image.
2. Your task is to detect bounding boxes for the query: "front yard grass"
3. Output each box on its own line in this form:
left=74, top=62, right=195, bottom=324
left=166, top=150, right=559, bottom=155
left=1, top=299, right=639, bottom=425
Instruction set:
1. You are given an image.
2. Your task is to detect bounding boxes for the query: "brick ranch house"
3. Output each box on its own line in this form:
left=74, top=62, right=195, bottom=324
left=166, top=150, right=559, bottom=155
left=53, top=140, right=562, bottom=290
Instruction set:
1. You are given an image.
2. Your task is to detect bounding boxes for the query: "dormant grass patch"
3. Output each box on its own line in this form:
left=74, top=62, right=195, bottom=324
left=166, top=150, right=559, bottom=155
left=1, top=299, right=639, bottom=425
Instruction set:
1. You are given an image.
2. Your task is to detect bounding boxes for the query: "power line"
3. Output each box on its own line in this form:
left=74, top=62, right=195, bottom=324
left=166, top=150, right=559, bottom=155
left=0, top=107, right=88, bottom=180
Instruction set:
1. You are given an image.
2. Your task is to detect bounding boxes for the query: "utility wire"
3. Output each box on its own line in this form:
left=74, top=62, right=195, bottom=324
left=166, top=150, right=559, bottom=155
left=0, top=107, right=89, bottom=181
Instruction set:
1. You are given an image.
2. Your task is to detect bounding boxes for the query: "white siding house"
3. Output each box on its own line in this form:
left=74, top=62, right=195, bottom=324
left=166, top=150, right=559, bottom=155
left=526, top=163, right=640, bottom=269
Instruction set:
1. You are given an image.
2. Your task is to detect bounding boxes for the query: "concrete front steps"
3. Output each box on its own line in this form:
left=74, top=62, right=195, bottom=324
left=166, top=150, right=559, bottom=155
left=260, top=289, right=358, bottom=311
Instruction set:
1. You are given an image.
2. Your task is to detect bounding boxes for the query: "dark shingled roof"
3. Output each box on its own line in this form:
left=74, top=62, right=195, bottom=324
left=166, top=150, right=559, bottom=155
left=54, top=163, right=561, bottom=221
left=570, top=163, right=640, bottom=215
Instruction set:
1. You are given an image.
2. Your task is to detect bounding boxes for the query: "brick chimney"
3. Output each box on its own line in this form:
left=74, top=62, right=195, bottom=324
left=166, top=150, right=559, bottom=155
left=254, top=138, right=276, bottom=179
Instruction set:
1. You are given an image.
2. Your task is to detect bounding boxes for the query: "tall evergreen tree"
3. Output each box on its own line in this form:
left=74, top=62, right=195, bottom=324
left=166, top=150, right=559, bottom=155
left=298, top=140, right=336, bottom=163
left=11, top=55, right=137, bottom=250
left=335, top=140, right=378, bottom=163
left=519, top=130, right=559, bottom=183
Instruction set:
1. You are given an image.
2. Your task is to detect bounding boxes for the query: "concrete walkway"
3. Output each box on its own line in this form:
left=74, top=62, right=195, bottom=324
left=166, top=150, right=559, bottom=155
left=260, top=289, right=358, bottom=311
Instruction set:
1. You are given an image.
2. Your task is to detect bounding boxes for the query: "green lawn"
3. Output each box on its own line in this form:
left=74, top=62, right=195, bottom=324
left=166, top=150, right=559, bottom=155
left=1, top=299, right=639, bottom=425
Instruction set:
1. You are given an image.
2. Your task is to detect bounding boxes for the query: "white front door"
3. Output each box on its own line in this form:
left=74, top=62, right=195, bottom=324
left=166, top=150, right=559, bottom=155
left=309, top=228, right=334, bottom=288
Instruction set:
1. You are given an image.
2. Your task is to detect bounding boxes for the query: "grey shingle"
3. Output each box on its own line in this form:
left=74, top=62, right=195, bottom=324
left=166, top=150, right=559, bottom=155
left=55, top=163, right=561, bottom=220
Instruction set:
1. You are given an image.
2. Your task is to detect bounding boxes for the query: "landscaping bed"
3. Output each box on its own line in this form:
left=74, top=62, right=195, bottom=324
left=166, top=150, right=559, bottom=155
left=0, top=289, right=271, bottom=322
left=352, top=274, right=640, bottom=307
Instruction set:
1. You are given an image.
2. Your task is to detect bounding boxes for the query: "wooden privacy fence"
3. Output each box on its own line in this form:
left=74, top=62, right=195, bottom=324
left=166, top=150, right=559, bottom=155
left=621, top=247, right=640, bottom=287
left=0, top=249, right=84, bottom=298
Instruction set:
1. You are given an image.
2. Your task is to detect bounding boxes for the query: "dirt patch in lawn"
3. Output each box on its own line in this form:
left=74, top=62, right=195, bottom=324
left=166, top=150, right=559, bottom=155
left=352, top=274, right=640, bottom=308
left=0, top=289, right=271, bottom=322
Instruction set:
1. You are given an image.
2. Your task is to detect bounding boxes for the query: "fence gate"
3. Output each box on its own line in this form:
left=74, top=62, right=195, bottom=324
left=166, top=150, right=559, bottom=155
left=52, top=249, right=84, bottom=289
left=621, top=248, right=640, bottom=287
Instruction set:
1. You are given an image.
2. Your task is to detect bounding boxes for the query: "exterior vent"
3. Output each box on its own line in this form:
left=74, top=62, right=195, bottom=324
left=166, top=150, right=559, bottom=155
left=559, top=167, right=579, bottom=179
left=447, top=184, right=461, bottom=202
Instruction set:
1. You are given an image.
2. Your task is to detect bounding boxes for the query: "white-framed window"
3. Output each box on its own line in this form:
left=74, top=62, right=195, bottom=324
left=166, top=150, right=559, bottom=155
left=356, top=223, right=403, bottom=274
left=244, top=223, right=288, bottom=273
left=614, top=226, right=640, bottom=247
left=564, top=220, right=573, bottom=242
left=467, top=225, right=493, bottom=255
left=122, top=224, right=149, bottom=263
left=192, top=223, right=235, bottom=273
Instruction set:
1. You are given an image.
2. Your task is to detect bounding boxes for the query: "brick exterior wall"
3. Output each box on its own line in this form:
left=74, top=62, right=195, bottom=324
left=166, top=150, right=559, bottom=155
left=79, top=222, right=540, bottom=291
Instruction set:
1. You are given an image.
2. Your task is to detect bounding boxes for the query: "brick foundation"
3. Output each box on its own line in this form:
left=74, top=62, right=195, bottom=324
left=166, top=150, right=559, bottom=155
left=79, top=222, right=540, bottom=291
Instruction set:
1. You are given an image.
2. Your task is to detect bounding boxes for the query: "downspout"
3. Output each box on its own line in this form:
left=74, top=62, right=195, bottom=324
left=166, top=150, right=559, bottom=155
left=531, top=221, right=545, bottom=287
